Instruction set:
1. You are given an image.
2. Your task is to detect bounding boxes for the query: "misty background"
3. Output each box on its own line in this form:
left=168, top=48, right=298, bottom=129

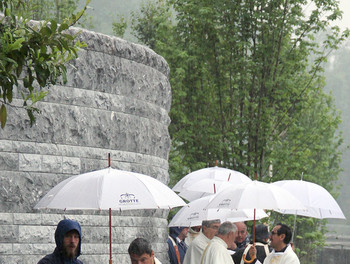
left=82, top=0, right=350, bottom=233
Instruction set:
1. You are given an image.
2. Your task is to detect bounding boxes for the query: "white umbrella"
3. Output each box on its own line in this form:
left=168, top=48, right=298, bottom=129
left=204, top=180, right=306, bottom=263
left=272, top=180, right=346, bottom=219
left=205, top=180, right=306, bottom=211
left=175, top=180, right=238, bottom=201
left=34, top=166, right=186, bottom=264
left=272, top=180, right=346, bottom=243
left=169, top=195, right=268, bottom=227
left=173, top=166, right=252, bottom=201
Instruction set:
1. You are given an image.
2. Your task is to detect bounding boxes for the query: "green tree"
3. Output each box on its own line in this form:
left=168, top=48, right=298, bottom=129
left=112, top=15, right=127, bottom=38
left=13, top=0, right=92, bottom=27
left=129, top=0, right=348, bottom=263
left=0, top=0, right=89, bottom=128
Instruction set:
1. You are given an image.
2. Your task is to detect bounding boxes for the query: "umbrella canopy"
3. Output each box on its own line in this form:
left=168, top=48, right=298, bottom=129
left=204, top=179, right=306, bottom=262
left=205, top=180, right=306, bottom=211
left=272, top=180, right=346, bottom=219
left=175, top=180, right=238, bottom=202
left=173, top=166, right=252, bottom=201
left=34, top=167, right=186, bottom=210
left=34, top=167, right=186, bottom=264
left=203, top=179, right=306, bottom=263
left=169, top=195, right=268, bottom=227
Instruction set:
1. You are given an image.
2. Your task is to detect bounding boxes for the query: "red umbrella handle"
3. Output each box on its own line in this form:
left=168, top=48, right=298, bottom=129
left=109, top=208, right=113, bottom=264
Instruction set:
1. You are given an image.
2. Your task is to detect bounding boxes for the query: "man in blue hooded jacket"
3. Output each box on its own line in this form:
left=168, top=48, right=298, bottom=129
left=37, top=219, right=83, bottom=264
left=167, top=226, right=189, bottom=264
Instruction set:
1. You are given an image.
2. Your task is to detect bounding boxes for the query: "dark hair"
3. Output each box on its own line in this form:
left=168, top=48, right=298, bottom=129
left=254, top=224, right=270, bottom=242
left=128, top=238, right=153, bottom=256
left=276, top=223, right=292, bottom=244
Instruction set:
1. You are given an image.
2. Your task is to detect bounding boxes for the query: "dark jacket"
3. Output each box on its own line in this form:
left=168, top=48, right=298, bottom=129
left=37, top=219, right=83, bottom=264
left=232, top=239, right=271, bottom=264
left=235, top=235, right=250, bottom=250
left=167, top=227, right=187, bottom=264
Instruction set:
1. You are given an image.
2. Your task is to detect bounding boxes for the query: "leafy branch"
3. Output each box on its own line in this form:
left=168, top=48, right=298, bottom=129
left=0, top=0, right=90, bottom=128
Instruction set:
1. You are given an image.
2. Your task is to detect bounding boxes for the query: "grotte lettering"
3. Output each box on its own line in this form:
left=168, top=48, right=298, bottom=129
left=119, top=198, right=139, bottom=203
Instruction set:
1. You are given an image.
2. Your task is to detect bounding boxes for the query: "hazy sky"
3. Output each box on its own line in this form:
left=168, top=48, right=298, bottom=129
left=338, top=0, right=350, bottom=30
left=304, top=0, right=350, bottom=30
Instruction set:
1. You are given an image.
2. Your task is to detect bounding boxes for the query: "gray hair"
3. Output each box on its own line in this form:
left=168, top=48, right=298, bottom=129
left=202, top=219, right=221, bottom=228
left=218, top=221, right=237, bottom=236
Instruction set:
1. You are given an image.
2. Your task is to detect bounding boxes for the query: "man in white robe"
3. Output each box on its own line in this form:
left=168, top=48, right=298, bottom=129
left=263, top=223, right=300, bottom=264
left=183, top=219, right=221, bottom=264
left=200, top=221, right=239, bottom=264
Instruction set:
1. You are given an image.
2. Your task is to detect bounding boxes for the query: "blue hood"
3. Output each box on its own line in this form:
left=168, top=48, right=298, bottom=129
left=55, top=219, right=82, bottom=257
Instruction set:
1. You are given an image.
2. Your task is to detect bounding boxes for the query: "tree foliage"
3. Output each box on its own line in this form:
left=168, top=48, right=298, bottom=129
left=128, top=0, right=348, bottom=262
left=0, top=0, right=89, bottom=128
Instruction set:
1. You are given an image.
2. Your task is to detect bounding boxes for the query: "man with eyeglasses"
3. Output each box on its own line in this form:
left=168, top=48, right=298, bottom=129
left=183, top=219, right=221, bottom=264
left=263, top=223, right=300, bottom=264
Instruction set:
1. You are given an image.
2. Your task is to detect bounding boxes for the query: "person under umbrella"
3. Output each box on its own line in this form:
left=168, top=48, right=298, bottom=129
left=232, top=224, right=271, bottom=264
left=234, top=222, right=250, bottom=250
left=263, top=223, right=300, bottom=264
left=183, top=219, right=221, bottom=264
left=185, top=226, right=201, bottom=246
left=34, top=165, right=186, bottom=264
left=37, top=219, right=83, bottom=264
left=200, top=221, right=238, bottom=264
left=168, top=226, right=189, bottom=264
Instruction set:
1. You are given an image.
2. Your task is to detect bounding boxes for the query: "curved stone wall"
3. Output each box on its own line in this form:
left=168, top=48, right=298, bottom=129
left=0, top=27, right=172, bottom=263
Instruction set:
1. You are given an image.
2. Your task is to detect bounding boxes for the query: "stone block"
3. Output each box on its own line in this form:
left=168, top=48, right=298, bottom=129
left=82, top=243, right=109, bottom=254
left=62, top=157, right=81, bottom=174
left=0, top=213, right=13, bottom=224
left=0, top=225, right=19, bottom=243
left=0, top=243, right=12, bottom=254
left=42, top=155, right=62, bottom=173
left=14, top=213, right=41, bottom=225
left=12, top=243, right=54, bottom=255
left=19, top=225, right=54, bottom=243
left=40, top=213, right=64, bottom=225
left=0, top=152, right=18, bottom=170
left=79, top=254, right=112, bottom=264
left=0, top=139, right=13, bottom=152
left=19, top=154, right=42, bottom=172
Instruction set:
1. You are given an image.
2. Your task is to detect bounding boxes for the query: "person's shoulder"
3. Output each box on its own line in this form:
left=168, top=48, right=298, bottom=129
left=167, top=237, right=176, bottom=250
left=37, top=253, right=56, bottom=264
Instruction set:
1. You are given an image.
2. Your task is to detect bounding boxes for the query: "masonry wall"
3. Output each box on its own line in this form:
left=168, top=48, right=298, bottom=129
left=0, top=26, right=172, bottom=264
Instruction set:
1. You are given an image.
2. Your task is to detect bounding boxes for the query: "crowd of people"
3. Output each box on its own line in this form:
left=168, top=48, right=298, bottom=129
left=36, top=219, right=299, bottom=264
left=170, top=220, right=299, bottom=264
